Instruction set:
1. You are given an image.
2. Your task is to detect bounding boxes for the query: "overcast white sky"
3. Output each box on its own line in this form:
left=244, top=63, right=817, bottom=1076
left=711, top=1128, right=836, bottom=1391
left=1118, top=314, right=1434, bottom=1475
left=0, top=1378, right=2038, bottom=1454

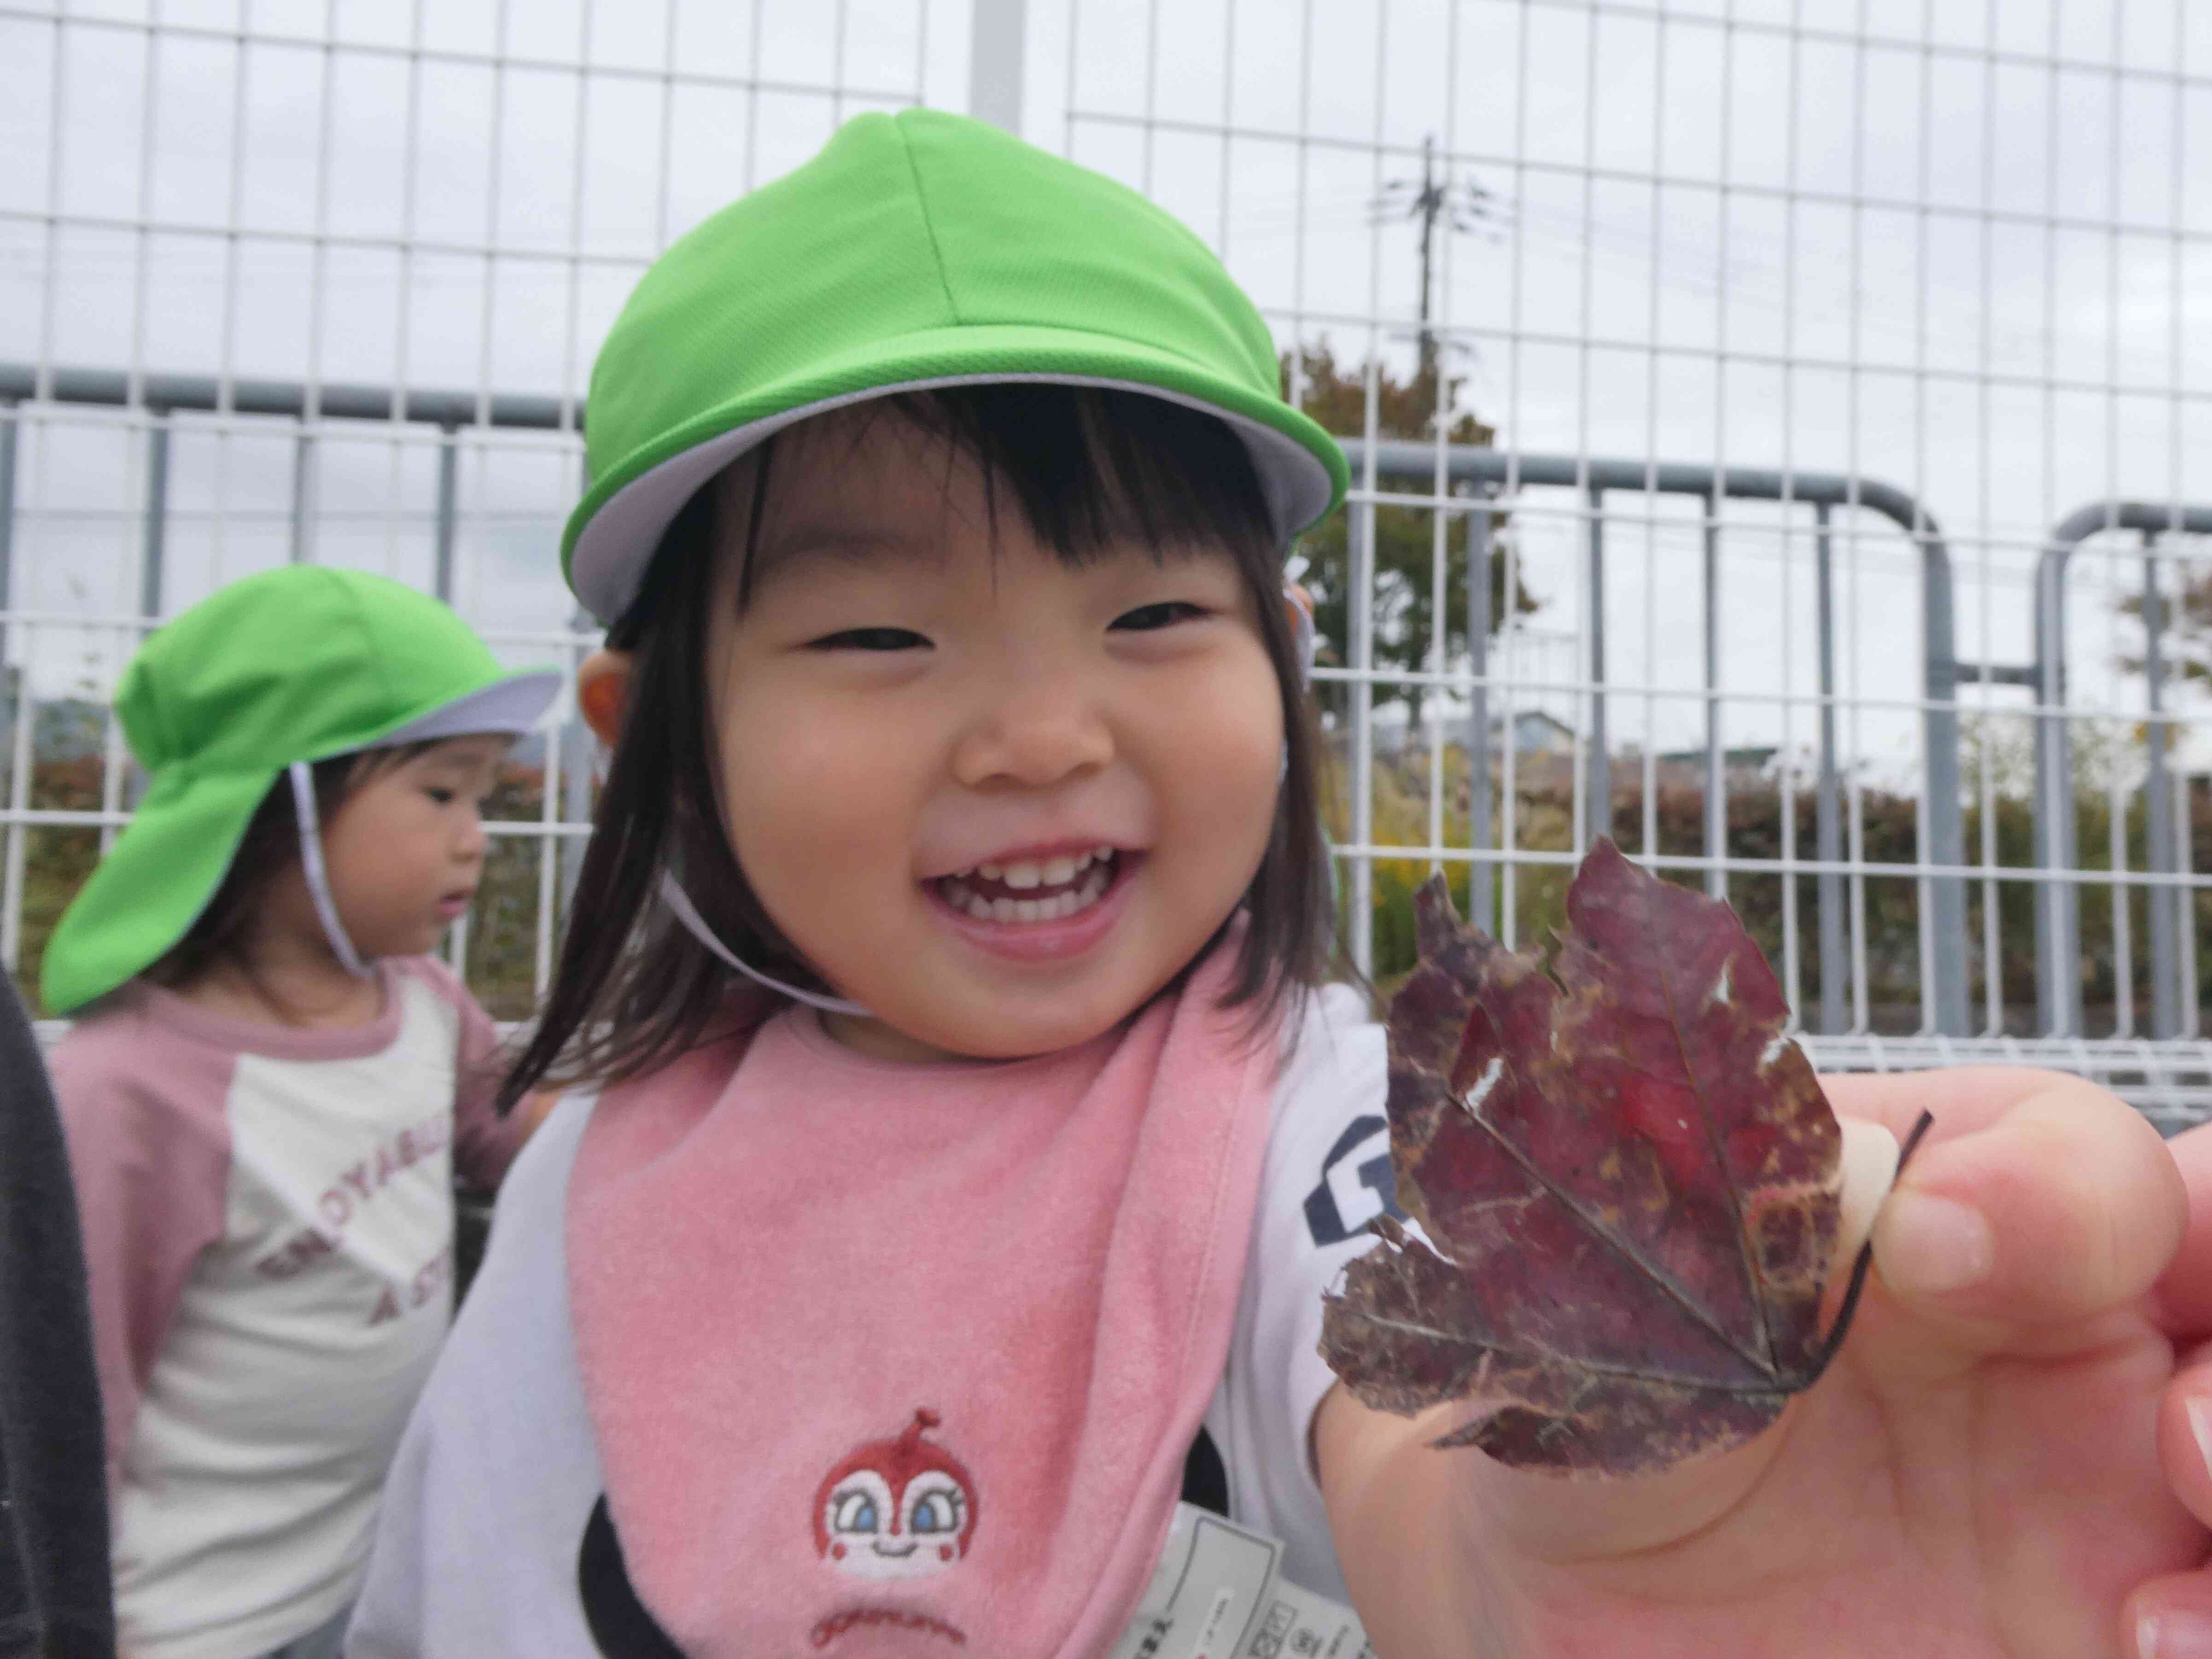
left=3, top=0, right=2210, bottom=785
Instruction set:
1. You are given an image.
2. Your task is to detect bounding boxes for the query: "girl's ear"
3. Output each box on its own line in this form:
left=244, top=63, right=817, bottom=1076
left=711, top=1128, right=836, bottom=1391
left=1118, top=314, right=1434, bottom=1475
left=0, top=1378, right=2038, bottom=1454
left=575, top=649, right=634, bottom=747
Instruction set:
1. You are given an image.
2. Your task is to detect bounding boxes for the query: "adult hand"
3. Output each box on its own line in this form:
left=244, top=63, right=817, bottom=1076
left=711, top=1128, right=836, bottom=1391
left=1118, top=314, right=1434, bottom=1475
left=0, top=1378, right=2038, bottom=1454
left=1319, top=1068, right=2203, bottom=1658
left=2125, top=1116, right=2212, bottom=1657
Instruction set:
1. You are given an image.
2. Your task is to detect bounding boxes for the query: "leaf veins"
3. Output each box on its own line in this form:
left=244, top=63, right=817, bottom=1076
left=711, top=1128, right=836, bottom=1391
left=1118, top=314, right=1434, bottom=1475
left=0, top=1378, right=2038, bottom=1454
left=1319, top=838, right=1924, bottom=1477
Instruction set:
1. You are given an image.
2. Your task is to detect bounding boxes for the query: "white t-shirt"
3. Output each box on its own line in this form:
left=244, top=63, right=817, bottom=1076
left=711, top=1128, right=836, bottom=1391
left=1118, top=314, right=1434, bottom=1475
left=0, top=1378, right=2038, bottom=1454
left=53, top=959, right=527, bottom=1659
left=345, top=983, right=1392, bottom=1657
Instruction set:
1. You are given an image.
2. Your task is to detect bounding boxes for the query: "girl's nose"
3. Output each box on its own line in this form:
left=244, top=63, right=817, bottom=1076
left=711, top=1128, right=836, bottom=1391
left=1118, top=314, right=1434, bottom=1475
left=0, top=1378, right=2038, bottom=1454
left=455, top=809, right=488, bottom=861
left=949, top=675, right=1115, bottom=789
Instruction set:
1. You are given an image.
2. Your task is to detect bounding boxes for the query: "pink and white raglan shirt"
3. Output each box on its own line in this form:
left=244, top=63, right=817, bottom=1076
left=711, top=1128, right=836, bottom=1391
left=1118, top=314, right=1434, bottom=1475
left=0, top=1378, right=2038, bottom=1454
left=52, top=957, right=530, bottom=1659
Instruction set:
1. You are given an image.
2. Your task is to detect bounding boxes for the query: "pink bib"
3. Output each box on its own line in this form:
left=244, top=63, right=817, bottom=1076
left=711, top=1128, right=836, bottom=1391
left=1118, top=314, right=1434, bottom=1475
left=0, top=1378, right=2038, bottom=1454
left=566, top=942, right=1277, bottom=1659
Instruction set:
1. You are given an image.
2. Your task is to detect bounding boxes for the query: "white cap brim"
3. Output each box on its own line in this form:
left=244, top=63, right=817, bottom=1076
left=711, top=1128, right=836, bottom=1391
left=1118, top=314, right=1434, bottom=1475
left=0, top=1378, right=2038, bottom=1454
left=377, top=669, right=565, bottom=748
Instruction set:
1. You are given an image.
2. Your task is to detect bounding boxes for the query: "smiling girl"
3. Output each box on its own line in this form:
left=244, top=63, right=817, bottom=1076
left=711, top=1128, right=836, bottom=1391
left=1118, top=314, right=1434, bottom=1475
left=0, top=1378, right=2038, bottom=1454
left=349, top=108, right=1383, bottom=1659
left=351, top=111, right=2212, bottom=1659
left=45, top=566, right=559, bottom=1659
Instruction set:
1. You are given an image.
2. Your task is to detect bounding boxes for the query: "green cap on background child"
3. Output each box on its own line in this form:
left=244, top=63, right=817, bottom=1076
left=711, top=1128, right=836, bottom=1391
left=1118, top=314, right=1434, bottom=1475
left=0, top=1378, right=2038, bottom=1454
left=41, top=566, right=560, bottom=1014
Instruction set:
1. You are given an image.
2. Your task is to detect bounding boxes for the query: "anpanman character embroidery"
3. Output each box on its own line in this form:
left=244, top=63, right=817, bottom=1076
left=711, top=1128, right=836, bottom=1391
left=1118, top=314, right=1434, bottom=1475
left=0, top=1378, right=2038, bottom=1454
left=812, top=1409, right=978, bottom=1580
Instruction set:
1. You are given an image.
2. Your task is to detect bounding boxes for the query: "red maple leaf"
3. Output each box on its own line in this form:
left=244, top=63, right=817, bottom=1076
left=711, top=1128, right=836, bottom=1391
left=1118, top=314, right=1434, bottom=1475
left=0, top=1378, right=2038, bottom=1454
left=1320, top=839, right=1923, bottom=1477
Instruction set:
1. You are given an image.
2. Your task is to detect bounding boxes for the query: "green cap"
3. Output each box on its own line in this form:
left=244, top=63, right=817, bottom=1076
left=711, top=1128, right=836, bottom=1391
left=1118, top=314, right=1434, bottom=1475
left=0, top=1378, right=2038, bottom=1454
left=563, top=107, right=1348, bottom=624
left=41, top=566, right=561, bottom=1014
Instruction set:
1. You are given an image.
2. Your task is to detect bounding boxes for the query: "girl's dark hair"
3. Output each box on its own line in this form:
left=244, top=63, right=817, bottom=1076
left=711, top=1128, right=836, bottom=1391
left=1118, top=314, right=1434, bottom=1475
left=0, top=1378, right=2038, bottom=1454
left=143, top=742, right=438, bottom=995
left=500, top=384, right=1336, bottom=1110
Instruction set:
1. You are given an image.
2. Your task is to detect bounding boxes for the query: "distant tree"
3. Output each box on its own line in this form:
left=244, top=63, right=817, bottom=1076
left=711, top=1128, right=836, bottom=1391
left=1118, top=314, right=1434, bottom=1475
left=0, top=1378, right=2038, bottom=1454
left=2117, top=573, right=2212, bottom=766
left=1284, top=340, right=1537, bottom=733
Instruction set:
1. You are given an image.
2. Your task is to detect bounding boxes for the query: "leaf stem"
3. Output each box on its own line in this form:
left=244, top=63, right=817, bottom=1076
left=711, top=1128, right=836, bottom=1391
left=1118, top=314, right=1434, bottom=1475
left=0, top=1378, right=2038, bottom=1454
left=1800, top=1108, right=1938, bottom=1384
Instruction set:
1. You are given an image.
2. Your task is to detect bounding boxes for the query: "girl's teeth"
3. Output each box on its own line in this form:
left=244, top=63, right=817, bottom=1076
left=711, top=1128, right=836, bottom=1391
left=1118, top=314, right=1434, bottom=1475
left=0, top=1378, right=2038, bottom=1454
left=940, top=854, right=1116, bottom=925
left=979, top=862, right=1002, bottom=880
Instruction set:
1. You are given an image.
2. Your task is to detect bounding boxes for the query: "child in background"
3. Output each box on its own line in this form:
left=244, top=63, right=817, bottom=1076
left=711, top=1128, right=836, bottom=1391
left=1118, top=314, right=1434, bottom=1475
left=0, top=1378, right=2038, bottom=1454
left=47, top=565, right=560, bottom=1659
left=350, top=111, right=2212, bottom=1659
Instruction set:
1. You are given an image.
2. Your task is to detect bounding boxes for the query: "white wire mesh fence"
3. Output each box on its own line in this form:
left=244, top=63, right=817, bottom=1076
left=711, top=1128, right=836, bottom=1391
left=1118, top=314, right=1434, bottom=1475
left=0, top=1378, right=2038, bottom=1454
left=3, top=0, right=2210, bottom=1123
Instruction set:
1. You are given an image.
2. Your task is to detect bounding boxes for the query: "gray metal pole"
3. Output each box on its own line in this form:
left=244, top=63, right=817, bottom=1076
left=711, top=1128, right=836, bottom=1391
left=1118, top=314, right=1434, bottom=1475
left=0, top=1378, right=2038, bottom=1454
left=289, top=429, right=315, bottom=563
left=2145, top=534, right=2178, bottom=1038
left=140, top=418, right=169, bottom=621
left=1584, top=487, right=1608, bottom=850
left=1815, top=503, right=1845, bottom=1034
left=433, top=426, right=459, bottom=604
left=2031, top=550, right=2078, bottom=1034
left=1703, top=495, right=1723, bottom=898
left=560, top=628, right=595, bottom=911
left=2179, top=764, right=2201, bottom=1038
left=967, top=0, right=1027, bottom=135
left=1347, top=500, right=1375, bottom=976
left=1466, top=502, right=1493, bottom=928
left=562, top=461, right=595, bottom=909
left=1917, top=513, right=1969, bottom=1036
left=0, top=403, right=15, bottom=674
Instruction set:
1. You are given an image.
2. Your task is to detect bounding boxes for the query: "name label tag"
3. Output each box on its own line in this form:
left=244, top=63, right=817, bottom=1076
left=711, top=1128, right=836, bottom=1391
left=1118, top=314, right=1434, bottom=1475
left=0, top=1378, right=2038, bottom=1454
left=1106, top=1503, right=1374, bottom=1659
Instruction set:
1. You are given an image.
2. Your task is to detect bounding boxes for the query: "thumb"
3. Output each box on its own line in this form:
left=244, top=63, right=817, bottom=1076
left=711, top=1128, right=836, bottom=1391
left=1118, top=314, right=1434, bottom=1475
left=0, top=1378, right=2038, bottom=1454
left=1870, top=1079, right=2183, bottom=1333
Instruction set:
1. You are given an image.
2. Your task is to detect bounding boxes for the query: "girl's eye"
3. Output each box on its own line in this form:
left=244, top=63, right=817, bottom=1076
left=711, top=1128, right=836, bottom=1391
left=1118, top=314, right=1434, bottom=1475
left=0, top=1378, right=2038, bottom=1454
left=1111, top=601, right=1207, bottom=632
left=425, top=787, right=455, bottom=805
left=809, top=627, right=930, bottom=652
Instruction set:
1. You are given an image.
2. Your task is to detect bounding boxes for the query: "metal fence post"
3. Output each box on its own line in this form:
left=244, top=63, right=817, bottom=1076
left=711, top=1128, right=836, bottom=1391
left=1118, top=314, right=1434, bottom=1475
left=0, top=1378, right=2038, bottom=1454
left=1466, top=500, right=1493, bottom=929
left=2180, top=766, right=2201, bottom=1039
left=289, top=428, right=315, bottom=563
left=433, top=426, right=459, bottom=604
left=140, top=417, right=169, bottom=621
left=1347, top=497, right=1375, bottom=976
left=2145, top=535, right=2179, bottom=1038
left=1918, top=518, right=1969, bottom=1036
left=0, top=401, right=14, bottom=672
left=2032, top=544, right=2080, bottom=1034
left=968, top=0, right=1027, bottom=134
left=1583, top=486, right=1607, bottom=851
left=1703, top=493, right=1723, bottom=897
left=1815, top=502, right=1845, bottom=1033
left=560, top=607, right=595, bottom=912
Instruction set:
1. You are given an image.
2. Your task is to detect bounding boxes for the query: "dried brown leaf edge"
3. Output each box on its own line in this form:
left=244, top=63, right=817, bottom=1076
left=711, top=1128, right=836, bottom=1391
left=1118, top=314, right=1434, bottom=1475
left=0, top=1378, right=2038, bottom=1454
left=1319, top=838, right=1930, bottom=1477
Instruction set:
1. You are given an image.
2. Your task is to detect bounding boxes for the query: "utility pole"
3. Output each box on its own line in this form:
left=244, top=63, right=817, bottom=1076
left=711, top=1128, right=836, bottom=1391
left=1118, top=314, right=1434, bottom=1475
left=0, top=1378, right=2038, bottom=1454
left=1372, top=134, right=1497, bottom=387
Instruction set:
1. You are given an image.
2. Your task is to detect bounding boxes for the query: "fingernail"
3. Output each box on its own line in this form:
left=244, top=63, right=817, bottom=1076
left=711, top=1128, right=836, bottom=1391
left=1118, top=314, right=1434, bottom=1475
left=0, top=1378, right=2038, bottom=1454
left=1878, top=1192, right=1995, bottom=1296
left=2190, top=1398, right=2212, bottom=1483
left=2140, top=1610, right=2212, bottom=1659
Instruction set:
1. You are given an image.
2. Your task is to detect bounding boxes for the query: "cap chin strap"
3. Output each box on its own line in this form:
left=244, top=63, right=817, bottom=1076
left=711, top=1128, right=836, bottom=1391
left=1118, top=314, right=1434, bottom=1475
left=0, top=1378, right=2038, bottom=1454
left=657, top=873, right=870, bottom=1017
left=1280, top=581, right=1314, bottom=783
left=1285, top=582, right=1317, bottom=678
left=289, top=762, right=374, bottom=980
